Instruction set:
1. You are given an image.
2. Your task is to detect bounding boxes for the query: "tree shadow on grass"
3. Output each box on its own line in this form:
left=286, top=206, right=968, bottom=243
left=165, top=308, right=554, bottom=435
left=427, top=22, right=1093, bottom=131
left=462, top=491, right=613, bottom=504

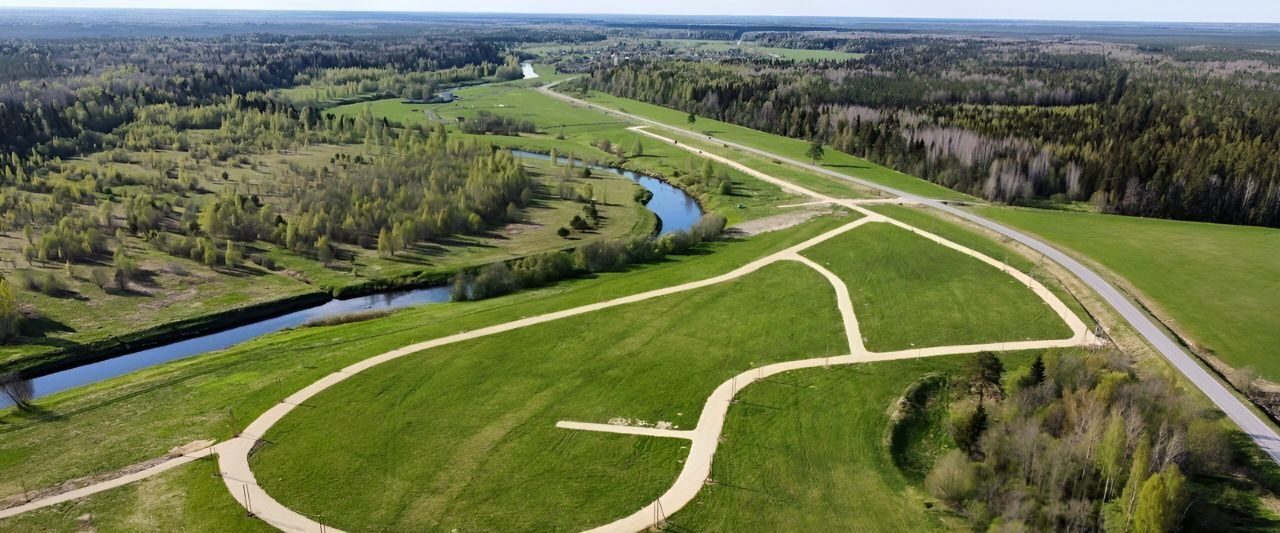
left=19, top=314, right=75, bottom=337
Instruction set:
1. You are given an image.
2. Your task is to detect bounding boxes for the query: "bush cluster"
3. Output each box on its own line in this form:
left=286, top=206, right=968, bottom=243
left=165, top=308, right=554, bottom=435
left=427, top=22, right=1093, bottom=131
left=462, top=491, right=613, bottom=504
left=453, top=213, right=727, bottom=301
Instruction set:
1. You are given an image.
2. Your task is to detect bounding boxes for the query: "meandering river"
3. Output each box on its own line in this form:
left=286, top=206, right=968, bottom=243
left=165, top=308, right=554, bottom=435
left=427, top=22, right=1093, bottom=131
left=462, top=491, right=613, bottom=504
left=4, top=152, right=702, bottom=404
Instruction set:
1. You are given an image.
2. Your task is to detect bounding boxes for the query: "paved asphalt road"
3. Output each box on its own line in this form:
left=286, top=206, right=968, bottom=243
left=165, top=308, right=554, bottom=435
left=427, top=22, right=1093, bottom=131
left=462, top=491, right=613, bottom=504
left=542, top=84, right=1280, bottom=464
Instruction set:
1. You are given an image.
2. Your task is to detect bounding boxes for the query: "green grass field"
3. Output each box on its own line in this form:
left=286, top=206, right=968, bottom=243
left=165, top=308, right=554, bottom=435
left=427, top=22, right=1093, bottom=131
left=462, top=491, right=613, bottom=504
left=801, top=222, right=1072, bottom=351
left=579, top=91, right=975, bottom=201
left=665, top=354, right=1042, bottom=531
left=868, top=204, right=1095, bottom=329
left=251, top=260, right=846, bottom=531
left=0, top=458, right=270, bottom=532
left=974, top=206, right=1280, bottom=380
left=0, top=214, right=858, bottom=501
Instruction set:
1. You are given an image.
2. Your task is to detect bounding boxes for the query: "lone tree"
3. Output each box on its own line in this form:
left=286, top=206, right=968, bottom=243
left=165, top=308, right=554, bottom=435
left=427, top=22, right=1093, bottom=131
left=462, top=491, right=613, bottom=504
left=686, top=111, right=697, bottom=130
left=806, top=141, right=825, bottom=165
left=966, top=351, right=1005, bottom=401
left=632, top=139, right=644, bottom=157
left=1019, top=353, right=1047, bottom=389
left=556, top=227, right=571, bottom=239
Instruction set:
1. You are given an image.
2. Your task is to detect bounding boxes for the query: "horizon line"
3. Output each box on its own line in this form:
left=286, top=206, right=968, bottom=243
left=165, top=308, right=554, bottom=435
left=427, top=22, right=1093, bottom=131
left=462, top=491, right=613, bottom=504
left=0, top=5, right=1276, bottom=27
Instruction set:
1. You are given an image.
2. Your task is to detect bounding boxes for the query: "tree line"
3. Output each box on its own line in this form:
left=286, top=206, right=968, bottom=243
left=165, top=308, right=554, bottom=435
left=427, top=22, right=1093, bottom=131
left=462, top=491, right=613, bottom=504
left=580, top=38, right=1280, bottom=227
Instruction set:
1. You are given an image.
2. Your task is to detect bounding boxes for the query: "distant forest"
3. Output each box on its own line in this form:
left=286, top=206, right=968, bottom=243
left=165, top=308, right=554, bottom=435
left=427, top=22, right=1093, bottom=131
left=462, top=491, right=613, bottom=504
left=582, top=35, right=1280, bottom=227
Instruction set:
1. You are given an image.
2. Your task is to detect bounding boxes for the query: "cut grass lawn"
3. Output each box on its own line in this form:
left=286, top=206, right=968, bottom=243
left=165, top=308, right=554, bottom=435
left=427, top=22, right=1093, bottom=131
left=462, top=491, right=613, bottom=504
left=974, top=205, right=1280, bottom=381
left=578, top=91, right=975, bottom=201
left=0, top=213, right=858, bottom=501
left=801, top=222, right=1072, bottom=351
left=869, top=204, right=1095, bottom=329
left=0, top=457, right=270, bottom=532
left=251, top=261, right=847, bottom=531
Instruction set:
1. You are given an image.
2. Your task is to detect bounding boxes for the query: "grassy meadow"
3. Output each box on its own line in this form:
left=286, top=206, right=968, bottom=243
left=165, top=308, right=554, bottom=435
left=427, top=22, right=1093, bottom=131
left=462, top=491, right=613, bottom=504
left=252, top=260, right=846, bottom=531
left=0, top=457, right=270, bottom=532
left=974, top=206, right=1280, bottom=380
left=663, top=355, right=1038, bottom=531
left=801, top=222, right=1073, bottom=351
left=0, top=214, right=858, bottom=502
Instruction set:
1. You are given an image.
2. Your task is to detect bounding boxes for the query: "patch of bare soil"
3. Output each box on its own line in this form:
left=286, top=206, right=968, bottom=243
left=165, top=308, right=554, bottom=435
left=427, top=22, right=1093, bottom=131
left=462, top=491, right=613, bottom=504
left=501, top=222, right=543, bottom=236
left=725, top=207, right=834, bottom=237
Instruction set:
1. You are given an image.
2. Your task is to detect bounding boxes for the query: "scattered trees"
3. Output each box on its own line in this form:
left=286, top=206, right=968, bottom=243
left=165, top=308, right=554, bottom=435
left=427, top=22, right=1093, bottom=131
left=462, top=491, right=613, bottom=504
left=923, top=349, right=1229, bottom=531
left=452, top=214, right=727, bottom=301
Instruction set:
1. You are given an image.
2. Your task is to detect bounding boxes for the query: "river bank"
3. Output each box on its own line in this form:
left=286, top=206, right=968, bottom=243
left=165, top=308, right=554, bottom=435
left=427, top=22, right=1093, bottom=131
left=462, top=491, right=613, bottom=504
left=2, top=153, right=701, bottom=403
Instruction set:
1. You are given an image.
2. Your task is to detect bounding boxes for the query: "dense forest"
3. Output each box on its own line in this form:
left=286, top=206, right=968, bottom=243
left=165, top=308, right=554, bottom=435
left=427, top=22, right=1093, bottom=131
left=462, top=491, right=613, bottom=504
left=580, top=36, right=1280, bottom=227
left=0, top=33, right=501, bottom=165
left=0, top=31, right=539, bottom=344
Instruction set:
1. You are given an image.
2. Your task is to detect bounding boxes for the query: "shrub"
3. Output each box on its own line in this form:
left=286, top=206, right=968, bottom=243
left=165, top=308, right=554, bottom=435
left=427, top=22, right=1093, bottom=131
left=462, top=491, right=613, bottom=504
left=575, top=239, right=628, bottom=273
left=301, top=309, right=392, bottom=328
left=37, top=272, right=68, bottom=296
left=691, top=213, right=727, bottom=241
left=926, top=450, right=976, bottom=507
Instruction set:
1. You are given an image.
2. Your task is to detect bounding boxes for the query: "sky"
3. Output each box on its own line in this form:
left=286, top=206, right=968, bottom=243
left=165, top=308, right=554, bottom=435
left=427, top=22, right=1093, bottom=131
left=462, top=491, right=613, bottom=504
left=0, top=0, right=1276, bottom=24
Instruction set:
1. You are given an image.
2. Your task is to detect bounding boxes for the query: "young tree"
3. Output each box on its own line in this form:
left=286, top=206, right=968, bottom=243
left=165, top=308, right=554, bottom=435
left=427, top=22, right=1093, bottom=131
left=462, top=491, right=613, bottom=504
left=1019, top=353, right=1047, bottom=389
left=632, top=139, right=644, bottom=157
left=316, top=236, right=334, bottom=265
left=1133, top=466, right=1188, bottom=533
left=377, top=227, right=394, bottom=257
left=549, top=147, right=559, bottom=166
left=113, top=246, right=139, bottom=289
left=1111, top=434, right=1154, bottom=531
left=224, top=239, right=241, bottom=268
left=90, top=267, right=112, bottom=291
left=686, top=111, right=697, bottom=130
left=0, top=277, right=21, bottom=341
left=806, top=141, right=825, bottom=165
left=556, top=227, right=571, bottom=239
left=570, top=215, right=591, bottom=232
